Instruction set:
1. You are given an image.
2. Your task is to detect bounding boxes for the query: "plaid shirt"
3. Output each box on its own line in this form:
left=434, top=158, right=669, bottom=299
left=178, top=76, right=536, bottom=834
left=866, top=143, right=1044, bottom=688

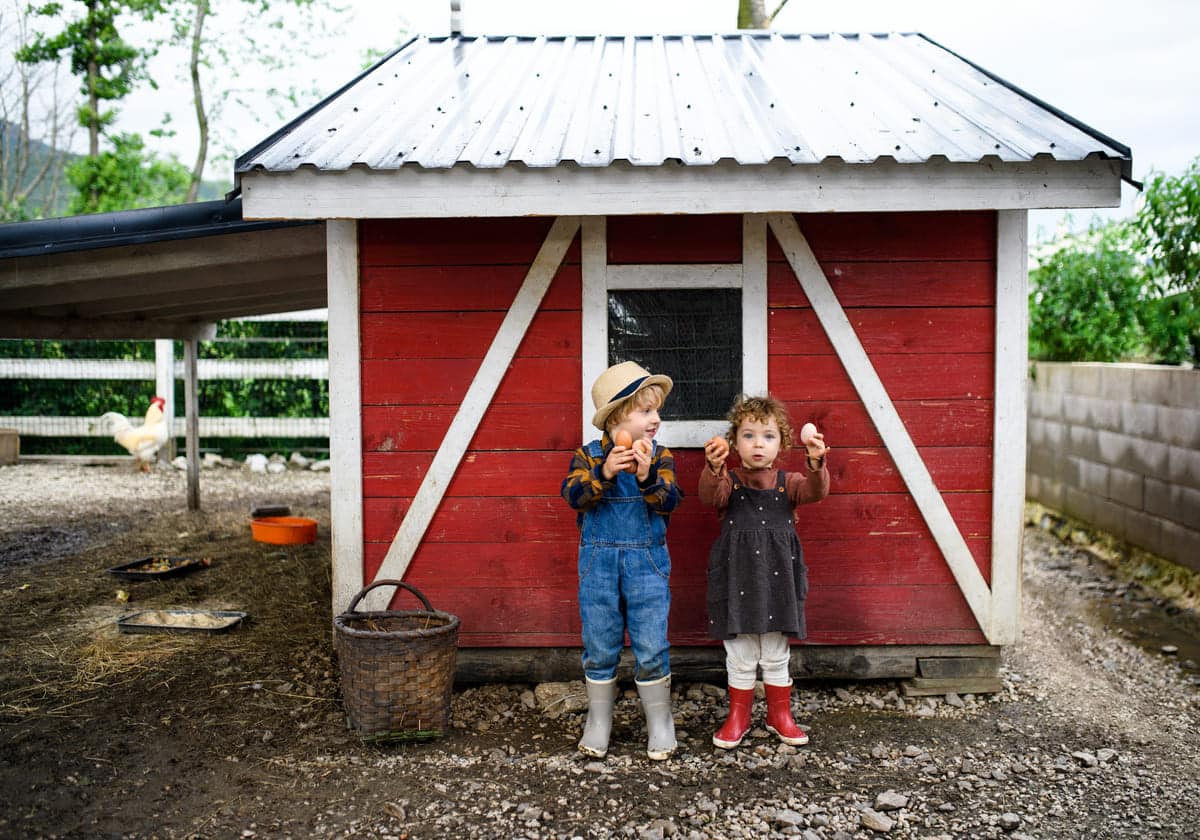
left=561, top=432, right=684, bottom=521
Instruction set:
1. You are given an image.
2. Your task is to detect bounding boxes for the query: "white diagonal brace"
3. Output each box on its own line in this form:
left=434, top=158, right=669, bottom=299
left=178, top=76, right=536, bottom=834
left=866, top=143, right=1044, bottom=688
left=361, top=216, right=581, bottom=612
left=767, top=213, right=994, bottom=640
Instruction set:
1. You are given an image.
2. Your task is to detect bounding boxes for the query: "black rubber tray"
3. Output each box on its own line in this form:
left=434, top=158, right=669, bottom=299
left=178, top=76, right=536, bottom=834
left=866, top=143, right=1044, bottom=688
left=117, top=609, right=246, bottom=635
left=107, top=556, right=209, bottom=580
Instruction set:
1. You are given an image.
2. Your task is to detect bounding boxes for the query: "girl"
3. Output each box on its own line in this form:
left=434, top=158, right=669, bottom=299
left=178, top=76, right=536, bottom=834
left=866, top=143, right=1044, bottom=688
left=700, top=394, right=829, bottom=749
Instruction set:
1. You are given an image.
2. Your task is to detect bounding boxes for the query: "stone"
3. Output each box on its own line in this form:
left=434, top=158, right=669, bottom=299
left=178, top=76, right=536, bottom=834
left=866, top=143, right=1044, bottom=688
left=534, top=682, right=587, bottom=718
left=999, top=813, right=1022, bottom=831
left=859, top=808, right=895, bottom=832
left=773, top=808, right=805, bottom=827
left=873, top=790, right=908, bottom=811
left=1071, top=751, right=1099, bottom=768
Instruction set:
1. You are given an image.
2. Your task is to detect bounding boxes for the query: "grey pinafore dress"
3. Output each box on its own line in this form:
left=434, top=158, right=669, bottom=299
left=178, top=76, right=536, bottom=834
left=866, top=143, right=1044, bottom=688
left=706, top=470, right=808, bottom=641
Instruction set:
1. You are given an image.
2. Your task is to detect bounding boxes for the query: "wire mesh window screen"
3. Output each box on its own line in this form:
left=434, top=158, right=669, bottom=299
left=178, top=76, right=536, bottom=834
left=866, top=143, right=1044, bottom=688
left=608, top=289, right=741, bottom=421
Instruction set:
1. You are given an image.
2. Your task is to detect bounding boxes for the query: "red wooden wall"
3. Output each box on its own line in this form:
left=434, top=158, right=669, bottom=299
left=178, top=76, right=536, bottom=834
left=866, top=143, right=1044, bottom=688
left=358, top=212, right=995, bottom=648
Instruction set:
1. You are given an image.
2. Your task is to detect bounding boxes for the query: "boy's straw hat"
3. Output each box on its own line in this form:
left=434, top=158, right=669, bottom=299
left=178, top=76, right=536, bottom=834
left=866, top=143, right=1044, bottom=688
left=591, top=361, right=673, bottom=430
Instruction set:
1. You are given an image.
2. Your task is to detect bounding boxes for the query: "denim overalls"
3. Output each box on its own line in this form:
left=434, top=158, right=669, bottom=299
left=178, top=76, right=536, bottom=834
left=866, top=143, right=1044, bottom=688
left=577, top=440, right=672, bottom=683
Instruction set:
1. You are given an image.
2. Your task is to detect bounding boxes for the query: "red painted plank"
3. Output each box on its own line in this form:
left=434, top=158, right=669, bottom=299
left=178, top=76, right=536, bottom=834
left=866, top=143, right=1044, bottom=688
left=768, top=261, right=996, bottom=308
left=361, top=310, right=581, bottom=359
left=363, top=490, right=990, bottom=547
left=363, top=451, right=570, bottom=497
left=362, top=403, right=581, bottom=452
left=361, top=357, right=580, bottom=405
left=641, top=445, right=991, bottom=495
left=667, top=582, right=984, bottom=638
left=363, top=496, right=578, bottom=544
left=360, top=218, right=581, bottom=266
left=360, top=264, right=581, bottom=312
left=607, top=215, right=743, bottom=264
left=786, top=399, right=994, bottom=448
left=769, top=308, right=995, bottom=355
left=766, top=211, right=997, bottom=262
left=769, top=353, right=993, bottom=402
left=365, top=541, right=580, bottom=588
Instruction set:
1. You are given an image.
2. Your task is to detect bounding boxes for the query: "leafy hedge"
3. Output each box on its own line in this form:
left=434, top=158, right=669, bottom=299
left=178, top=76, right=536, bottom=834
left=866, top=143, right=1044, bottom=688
left=1, top=320, right=330, bottom=456
left=1030, top=157, right=1200, bottom=365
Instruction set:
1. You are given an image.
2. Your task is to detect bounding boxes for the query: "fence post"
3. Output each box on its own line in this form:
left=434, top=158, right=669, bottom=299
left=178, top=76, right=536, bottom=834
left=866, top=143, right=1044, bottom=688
left=183, top=338, right=200, bottom=511
left=154, top=339, right=176, bottom=463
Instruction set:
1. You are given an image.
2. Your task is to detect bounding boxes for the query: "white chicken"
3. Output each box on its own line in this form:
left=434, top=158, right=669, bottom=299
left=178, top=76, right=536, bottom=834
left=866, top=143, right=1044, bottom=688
left=100, top=396, right=170, bottom=472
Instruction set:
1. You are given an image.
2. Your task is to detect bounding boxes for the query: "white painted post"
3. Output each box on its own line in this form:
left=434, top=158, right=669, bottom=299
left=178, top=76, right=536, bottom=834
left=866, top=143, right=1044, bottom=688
left=363, top=216, right=582, bottom=611
left=581, top=216, right=608, bottom=443
left=326, top=220, right=363, bottom=616
left=990, top=210, right=1029, bottom=644
left=183, top=337, right=200, bottom=511
left=154, top=339, right=176, bottom=462
left=767, top=212, right=994, bottom=641
left=741, top=214, right=769, bottom=395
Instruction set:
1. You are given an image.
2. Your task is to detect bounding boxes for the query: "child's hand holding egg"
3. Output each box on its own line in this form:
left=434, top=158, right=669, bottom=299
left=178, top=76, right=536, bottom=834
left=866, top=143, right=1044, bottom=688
left=704, top=434, right=729, bottom=473
left=614, top=430, right=639, bottom=473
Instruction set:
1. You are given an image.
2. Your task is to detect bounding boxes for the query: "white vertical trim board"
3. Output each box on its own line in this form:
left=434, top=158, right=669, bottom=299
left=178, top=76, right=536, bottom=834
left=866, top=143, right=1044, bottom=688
left=581, top=217, right=609, bottom=443
left=363, top=216, right=583, bottom=612
left=327, top=220, right=363, bottom=615
left=741, top=214, right=769, bottom=396
left=766, top=212, right=995, bottom=641
left=989, top=210, right=1029, bottom=644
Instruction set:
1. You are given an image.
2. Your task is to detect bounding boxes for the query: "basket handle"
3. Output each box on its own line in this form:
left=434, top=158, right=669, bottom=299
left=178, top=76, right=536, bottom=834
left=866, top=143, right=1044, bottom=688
left=344, top=579, right=434, bottom=614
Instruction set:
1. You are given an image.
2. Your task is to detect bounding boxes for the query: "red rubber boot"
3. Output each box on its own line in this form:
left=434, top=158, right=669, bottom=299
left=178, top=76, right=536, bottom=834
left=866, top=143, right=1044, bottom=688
left=712, top=686, right=755, bottom=749
left=764, top=682, right=809, bottom=745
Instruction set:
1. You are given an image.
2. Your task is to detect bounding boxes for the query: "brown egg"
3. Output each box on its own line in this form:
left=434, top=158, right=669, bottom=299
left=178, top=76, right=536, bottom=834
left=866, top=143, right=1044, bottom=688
left=615, top=430, right=633, bottom=449
left=706, top=435, right=729, bottom=458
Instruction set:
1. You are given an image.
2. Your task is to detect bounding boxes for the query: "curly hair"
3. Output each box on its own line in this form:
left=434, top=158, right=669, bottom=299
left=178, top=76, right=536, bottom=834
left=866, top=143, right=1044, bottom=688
left=724, top=394, right=794, bottom=451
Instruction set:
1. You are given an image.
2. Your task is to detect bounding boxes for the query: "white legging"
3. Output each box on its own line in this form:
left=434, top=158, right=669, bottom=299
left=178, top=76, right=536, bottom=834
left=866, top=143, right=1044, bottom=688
left=723, top=632, right=791, bottom=690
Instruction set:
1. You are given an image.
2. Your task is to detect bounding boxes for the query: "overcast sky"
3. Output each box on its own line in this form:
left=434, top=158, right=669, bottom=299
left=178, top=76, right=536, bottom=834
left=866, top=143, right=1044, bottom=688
left=122, top=0, right=1199, bottom=241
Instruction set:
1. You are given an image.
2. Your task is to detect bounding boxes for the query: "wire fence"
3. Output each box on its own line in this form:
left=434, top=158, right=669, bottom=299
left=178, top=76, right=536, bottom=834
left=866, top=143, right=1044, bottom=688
left=0, top=312, right=330, bottom=454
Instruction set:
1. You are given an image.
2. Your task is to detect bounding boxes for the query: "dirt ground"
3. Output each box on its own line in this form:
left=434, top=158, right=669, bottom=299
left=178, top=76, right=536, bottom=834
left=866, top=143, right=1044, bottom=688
left=1, top=462, right=1199, bottom=840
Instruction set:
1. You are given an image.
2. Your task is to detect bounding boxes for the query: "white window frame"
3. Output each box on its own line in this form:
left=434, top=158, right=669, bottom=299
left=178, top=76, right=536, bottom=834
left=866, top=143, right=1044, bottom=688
left=581, top=214, right=768, bottom=448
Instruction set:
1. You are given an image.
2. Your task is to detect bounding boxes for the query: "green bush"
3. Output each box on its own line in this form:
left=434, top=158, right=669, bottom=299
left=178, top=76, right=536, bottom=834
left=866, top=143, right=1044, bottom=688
left=1029, top=222, right=1145, bottom=362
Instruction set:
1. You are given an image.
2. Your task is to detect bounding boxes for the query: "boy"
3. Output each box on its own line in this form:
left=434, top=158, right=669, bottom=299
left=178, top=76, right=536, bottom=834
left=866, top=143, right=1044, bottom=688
left=561, top=361, right=683, bottom=760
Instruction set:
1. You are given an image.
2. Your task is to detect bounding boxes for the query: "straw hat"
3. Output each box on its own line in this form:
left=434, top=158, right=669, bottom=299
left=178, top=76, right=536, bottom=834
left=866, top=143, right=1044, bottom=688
left=590, top=361, right=673, bottom=430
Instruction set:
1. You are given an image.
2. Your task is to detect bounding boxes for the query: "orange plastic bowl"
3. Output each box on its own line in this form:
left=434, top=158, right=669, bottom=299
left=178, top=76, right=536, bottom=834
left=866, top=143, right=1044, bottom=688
left=251, top=516, right=317, bottom=545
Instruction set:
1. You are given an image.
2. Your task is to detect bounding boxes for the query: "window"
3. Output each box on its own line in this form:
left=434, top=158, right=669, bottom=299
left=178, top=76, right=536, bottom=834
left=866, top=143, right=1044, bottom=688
left=582, top=216, right=767, bottom=447
left=607, top=289, right=741, bottom=421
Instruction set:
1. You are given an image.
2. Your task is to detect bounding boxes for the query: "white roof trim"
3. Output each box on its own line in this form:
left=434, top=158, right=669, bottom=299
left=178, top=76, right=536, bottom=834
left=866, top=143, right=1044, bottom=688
left=241, top=157, right=1122, bottom=220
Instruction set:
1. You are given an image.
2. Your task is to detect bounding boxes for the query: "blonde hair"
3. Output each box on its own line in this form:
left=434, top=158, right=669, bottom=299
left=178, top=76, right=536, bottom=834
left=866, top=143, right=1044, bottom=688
left=605, top=383, right=666, bottom=430
left=725, top=394, right=794, bottom=451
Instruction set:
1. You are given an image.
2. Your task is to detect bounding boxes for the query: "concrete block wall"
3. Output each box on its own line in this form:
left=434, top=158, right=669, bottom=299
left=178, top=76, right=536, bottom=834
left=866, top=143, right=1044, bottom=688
left=1027, top=362, right=1200, bottom=574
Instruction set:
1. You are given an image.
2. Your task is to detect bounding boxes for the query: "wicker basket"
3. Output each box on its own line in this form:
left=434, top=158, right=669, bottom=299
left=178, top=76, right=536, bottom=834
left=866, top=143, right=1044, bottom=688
left=333, top=580, right=459, bottom=742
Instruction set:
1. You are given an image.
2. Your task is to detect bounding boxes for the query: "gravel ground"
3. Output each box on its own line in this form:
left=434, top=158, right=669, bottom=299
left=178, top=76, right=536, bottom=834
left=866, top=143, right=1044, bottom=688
left=1, top=461, right=1198, bottom=839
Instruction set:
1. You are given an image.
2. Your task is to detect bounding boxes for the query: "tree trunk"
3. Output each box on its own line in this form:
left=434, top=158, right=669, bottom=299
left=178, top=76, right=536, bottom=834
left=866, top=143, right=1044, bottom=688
left=185, top=0, right=209, bottom=203
left=86, top=0, right=99, bottom=158
left=738, top=0, right=790, bottom=29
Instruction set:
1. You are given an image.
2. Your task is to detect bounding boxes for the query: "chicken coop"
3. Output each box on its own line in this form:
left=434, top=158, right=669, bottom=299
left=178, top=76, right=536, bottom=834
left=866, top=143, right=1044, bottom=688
left=233, top=32, right=1132, bottom=683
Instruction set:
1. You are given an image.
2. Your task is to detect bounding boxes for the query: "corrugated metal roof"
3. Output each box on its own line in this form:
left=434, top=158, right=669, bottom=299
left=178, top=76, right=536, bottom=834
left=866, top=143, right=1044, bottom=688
left=236, top=32, right=1130, bottom=176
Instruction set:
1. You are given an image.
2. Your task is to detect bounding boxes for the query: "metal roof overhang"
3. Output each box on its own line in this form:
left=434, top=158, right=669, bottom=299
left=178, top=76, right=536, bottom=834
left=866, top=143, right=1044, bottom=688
left=239, top=156, right=1126, bottom=221
left=0, top=198, right=326, bottom=341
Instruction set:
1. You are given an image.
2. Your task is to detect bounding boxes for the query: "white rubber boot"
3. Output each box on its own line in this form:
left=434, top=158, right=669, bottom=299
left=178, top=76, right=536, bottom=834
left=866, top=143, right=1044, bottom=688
left=578, top=677, right=618, bottom=758
left=636, top=676, right=677, bottom=761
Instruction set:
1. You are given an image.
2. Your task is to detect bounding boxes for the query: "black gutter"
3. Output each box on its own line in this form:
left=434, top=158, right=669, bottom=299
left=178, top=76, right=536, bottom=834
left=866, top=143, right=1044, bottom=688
left=918, top=33, right=1138, bottom=189
left=0, top=197, right=318, bottom=260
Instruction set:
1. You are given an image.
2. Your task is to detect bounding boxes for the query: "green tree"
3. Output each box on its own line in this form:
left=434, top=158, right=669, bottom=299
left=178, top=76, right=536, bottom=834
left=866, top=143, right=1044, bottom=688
left=16, top=0, right=159, bottom=159
left=156, top=0, right=345, bottom=200
left=1028, top=221, right=1145, bottom=362
left=66, top=131, right=188, bottom=213
left=1, top=0, right=76, bottom=220
left=1134, top=157, right=1200, bottom=364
